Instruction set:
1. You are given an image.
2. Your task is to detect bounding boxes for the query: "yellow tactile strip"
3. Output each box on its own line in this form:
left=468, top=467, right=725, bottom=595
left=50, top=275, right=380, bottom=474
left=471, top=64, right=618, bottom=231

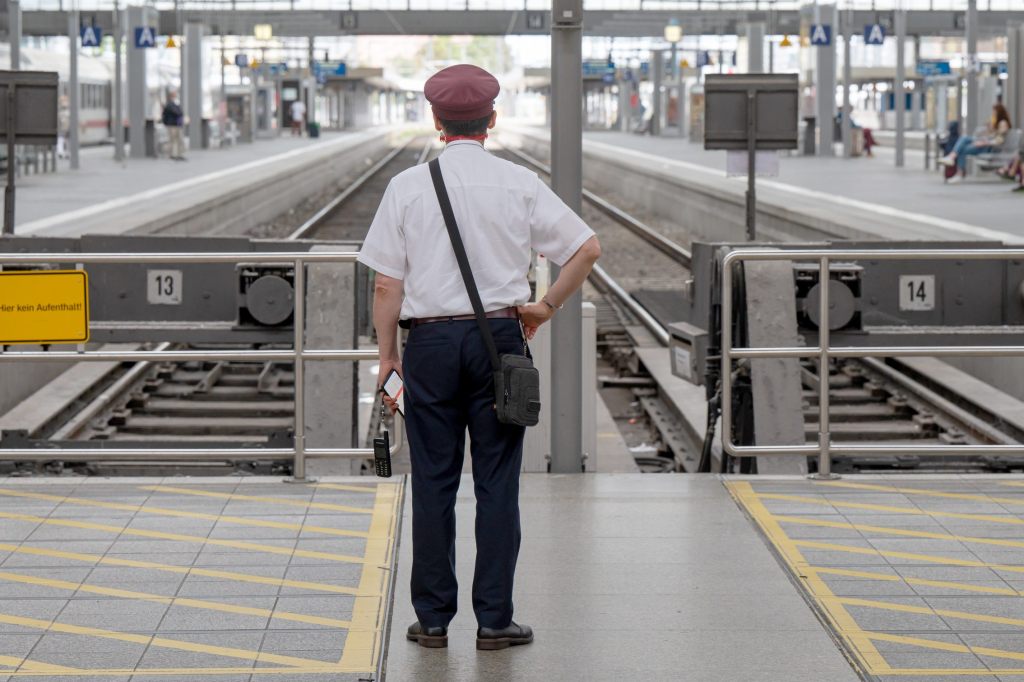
left=0, top=478, right=404, bottom=678
left=727, top=478, right=1024, bottom=678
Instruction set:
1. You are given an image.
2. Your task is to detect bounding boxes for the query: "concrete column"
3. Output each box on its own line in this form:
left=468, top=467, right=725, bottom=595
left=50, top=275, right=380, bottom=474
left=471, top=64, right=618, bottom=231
left=841, top=8, right=852, bottom=157
left=1008, top=24, right=1024, bottom=130
left=127, top=5, right=149, bottom=159
left=618, top=80, right=630, bottom=132
left=9, top=0, right=20, bottom=70
left=307, top=36, right=316, bottom=125
left=68, top=10, right=80, bottom=170
left=895, top=7, right=906, bottom=167
left=965, top=0, right=978, bottom=132
left=651, top=50, right=663, bottom=136
left=816, top=4, right=837, bottom=156
left=185, top=22, right=203, bottom=151
left=549, top=0, right=584, bottom=473
left=746, top=21, right=765, bottom=73
left=113, top=1, right=124, bottom=162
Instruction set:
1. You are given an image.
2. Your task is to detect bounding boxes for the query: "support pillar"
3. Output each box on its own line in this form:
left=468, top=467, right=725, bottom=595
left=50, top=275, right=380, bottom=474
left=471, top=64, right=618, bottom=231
left=895, top=7, right=906, bottom=167
left=113, top=0, right=124, bottom=162
left=68, top=10, right=79, bottom=170
left=307, top=36, right=316, bottom=125
left=549, top=0, right=584, bottom=473
left=185, top=22, right=203, bottom=151
left=8, top=0, right=20, bottom=70
left=127, top=5, right=153, bottom=159
left=815, top=4, right=837, bottom=156
left=1008, top=24, right=1024, bottom=131
left=965, top=0, right=978, bottom=133
left=746, top=21, right=765, bottom=73
left=618, top=79, right=630, bottom=132
left=651, top=49, right=663, bottom=136
left=841, top=8, right=852, bottom=157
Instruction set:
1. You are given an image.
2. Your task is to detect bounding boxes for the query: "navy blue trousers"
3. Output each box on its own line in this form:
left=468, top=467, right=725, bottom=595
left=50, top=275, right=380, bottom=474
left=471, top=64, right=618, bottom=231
left=403, top=318, right=526, bottom=629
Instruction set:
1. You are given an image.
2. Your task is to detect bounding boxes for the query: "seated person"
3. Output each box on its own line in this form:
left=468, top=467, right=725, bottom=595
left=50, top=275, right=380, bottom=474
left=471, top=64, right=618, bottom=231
left=996, top=152, right=1021, bottom=182
left=835, top=106, right=876, bottom=157
left=939, top=120, right=960, bottom=156
left=939, top=104, right=1012, bottom=180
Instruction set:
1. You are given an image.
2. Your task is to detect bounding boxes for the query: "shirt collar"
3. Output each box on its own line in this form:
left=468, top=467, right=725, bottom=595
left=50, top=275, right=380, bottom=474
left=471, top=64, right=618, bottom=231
left=443, top=140, right=486, bottom=151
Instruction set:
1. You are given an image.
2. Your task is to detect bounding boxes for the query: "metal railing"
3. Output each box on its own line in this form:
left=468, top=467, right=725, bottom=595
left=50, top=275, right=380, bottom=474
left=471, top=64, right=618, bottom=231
left=0, top=250, right=401, bottom=480
left=720, top=248, right=1024, bottom=479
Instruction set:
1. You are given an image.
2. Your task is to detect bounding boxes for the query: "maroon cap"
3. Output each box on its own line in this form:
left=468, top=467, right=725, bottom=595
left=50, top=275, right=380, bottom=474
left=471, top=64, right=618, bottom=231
left=424, top=64, right=499, bottom=121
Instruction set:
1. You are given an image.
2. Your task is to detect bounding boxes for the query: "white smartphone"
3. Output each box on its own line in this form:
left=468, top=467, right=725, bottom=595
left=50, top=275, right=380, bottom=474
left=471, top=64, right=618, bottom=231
left=382, top=369, right=405, bottom=416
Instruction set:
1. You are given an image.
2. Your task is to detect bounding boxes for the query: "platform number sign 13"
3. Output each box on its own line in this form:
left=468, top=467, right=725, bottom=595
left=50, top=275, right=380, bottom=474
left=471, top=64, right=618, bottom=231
left=148, top=270, right=182, bottom=305
left=898, top=274, right=935, bottom=311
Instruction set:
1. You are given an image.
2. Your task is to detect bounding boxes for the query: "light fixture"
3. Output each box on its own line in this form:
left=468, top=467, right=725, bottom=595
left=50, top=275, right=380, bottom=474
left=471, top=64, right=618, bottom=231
left=779, top=34, right=793, bottom=48
left=165, top=35, right=177, bottom=48
left=253, top=24, right=273, bottom=41
left=664, top=18, right=682, bottom=44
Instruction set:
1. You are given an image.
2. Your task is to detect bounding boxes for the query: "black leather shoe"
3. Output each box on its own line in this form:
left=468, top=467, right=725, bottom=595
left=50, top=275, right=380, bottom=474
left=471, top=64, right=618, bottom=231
left=476, top=621, right=533, bottom=650
left=406, top=621, right=448, bottom=648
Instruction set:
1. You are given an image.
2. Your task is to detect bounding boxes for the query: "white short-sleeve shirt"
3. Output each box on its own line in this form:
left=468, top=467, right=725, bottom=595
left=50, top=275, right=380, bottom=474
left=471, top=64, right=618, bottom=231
left=357, top=140, right=595, bottom=320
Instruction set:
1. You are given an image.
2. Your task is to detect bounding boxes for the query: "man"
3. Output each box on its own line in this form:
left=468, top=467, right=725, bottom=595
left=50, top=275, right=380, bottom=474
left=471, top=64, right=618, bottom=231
left=289, top=99, right=306, bottom=137
left=357, top=64, right=600, bottom=651
left=161, top=91, right=185, bottom=161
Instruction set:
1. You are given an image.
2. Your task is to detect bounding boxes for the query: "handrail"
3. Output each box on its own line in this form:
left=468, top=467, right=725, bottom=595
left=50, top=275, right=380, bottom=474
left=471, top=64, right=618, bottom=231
left=0, top=249, right=401, bottom=479
left=720, top=247, right=1024, bottom=479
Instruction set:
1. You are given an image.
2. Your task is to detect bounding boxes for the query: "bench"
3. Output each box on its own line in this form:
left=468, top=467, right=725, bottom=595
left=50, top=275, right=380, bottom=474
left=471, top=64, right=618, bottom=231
left=967, top=128, right=1022, bottom=175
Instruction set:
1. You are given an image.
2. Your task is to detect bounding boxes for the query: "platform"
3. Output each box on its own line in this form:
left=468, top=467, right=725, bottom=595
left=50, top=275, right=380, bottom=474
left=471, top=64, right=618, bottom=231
left=580, top=129, right=1023, bottom=242
left=4, top=129, right=396, bottom=239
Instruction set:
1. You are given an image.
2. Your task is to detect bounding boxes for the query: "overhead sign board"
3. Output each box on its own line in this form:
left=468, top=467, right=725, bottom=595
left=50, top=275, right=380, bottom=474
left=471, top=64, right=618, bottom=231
left=863, top=24, right=885, bottom=45
left=335, top=62, right=347, bottom=76
left=234, top=53, right=248, bottom=68
left=703, top=74, right=799, bottom=151
left=0, top=70, right=58, bottom=145
left=810, top=24, right=832, bottom=46
left=0, top=270, right=89, bottom=344
left=916, top=60, right=952, bottom=77
left=80, top=25, right=102, bottom=47
left=133, top=26, right=156, bottom=49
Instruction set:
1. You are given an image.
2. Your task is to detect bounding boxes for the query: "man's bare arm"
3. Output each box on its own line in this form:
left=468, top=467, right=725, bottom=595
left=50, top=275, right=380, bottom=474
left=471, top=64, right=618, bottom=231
left=372, top=274, right=404, bottom=412
left=518, top=236, right=602, bottom=339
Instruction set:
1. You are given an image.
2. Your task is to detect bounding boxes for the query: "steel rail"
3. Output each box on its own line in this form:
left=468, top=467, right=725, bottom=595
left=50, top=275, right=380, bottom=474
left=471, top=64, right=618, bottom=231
left=589, top=264, right=670, bottom=347
left=287, top=136, right=416, bottom=240
left=500, top=143, right=692, bottom=267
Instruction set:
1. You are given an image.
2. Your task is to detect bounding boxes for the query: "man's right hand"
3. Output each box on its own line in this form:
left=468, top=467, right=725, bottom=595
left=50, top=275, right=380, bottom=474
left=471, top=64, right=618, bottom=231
left=517, top=302, right=554, bottom=340
left=378, top=359, right=403, bottom=415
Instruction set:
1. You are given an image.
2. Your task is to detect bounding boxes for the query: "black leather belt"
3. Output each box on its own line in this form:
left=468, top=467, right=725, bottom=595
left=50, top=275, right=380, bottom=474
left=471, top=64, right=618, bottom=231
left=403, top=306, right=519, bottom=329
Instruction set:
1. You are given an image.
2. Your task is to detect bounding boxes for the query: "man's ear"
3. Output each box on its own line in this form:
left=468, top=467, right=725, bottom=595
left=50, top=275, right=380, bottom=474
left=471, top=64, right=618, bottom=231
left=488, top=111, right=497, bottom=129
left=433, top=112, right=443, bottom=132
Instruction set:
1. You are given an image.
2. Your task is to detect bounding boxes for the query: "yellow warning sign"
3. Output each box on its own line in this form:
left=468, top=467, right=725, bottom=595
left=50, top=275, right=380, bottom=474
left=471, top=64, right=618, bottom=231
left=0, top=270, right=89, bottom=345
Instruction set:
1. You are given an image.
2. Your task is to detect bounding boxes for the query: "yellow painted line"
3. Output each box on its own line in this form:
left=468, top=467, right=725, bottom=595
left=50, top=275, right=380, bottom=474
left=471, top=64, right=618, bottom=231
left=864, top=630, right=1024, bottom=664
left=878, top=670, right=1024, bottom=677
left=338, top=481, right=403, bottom=670
left=141, top=485, right=374, bottom=514
left=0, top=487, right=370, bottom=539
left=0, top=611, right=327, bottom=668
left=2, top=666, right=374, bottom=677
left=775, top=513, right=1024, bottom=551
left=315, top=483, right=378, bottom=493
left=0, top=569, right=353, bottom=629
left=793, top=538, right=1024, bottom=576
left=725, top=481, right=885, bottom=675
left=0, top=656, right=82, bottom=673
left=812, top=566, right=1023, bottom=597
left=816, top=479, right=1024, bottom=510
left=1000, top=481, right=1024, bottom=489
left=759, top=491, right=1024, bottom=526
left=0, top=509, right=367, bottom=564
left=0, top=541, right=367, bottom=596
left=830, top=595, right=1024, bottom=630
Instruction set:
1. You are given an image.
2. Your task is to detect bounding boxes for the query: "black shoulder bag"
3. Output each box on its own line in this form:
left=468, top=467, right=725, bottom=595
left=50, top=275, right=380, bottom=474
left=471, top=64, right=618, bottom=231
left=428, top=158, right=541, bottom=427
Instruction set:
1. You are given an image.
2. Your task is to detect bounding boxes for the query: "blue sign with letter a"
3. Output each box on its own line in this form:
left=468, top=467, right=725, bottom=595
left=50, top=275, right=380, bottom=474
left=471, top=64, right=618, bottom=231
left=863, top=24, right=885, bottom=45
left=80, top=25, right=102, bottom=47
left=810, top=24, right=832, bottom=46
left=134, top=26, right=156, bottom=49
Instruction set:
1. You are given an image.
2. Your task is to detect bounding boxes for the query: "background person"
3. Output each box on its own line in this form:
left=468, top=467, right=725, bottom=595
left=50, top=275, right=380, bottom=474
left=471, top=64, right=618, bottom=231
left=289, top=99, right=306, bottom=136
left=161, top=91, right=185, bottom=161
left=358, top=64, right=601, bottom=652
left=940, top=104, right=1012, bottom=180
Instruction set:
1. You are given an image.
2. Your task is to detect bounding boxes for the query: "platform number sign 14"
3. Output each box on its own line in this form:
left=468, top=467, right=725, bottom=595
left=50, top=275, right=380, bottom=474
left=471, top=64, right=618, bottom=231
left=898, top=275, right=935, bottom=311
left=148, top=270, right=182, bottom=305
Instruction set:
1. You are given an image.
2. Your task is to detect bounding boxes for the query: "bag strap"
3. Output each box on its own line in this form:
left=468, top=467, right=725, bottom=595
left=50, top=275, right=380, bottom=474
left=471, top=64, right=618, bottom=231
left=428, top=158, right=502, bottom=372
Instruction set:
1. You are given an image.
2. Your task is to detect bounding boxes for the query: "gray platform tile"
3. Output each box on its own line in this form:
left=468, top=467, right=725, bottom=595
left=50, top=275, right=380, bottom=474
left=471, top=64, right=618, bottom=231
left=967, top=549, right=1024, bottom=566
left=823, top=493, right=918, bottom=506
left=245, top=675, right=364, bottom=682
left=174, top=579, right=281, bottom=599
left=251, top=648, right=338, bottom=663
left=799, top=549, right=892, bottom=567
left=933, top=522, right=1024, bottom=539
left=189, top=552, right=293, bottom=568
left=0, top=581, right=79, bottom=600
left=16, top=540, right=116, bottom=556
left=0, top=526, right=40, bottom=543
left=882, top=651, right=989, bottom=669
left=820, top=578, right=919, bottom=597
left=293, top=514, right=370, bottom=530
left=157, top=599, right=275, bottom=631
left=258, top=629, right=347, bottom=651
left=29, top=632, right=146, bottom=654
left=281, top=564, right=363, bottom=583
left=48, top=506, right=137, bottom=520
left=844, top=596, right=952, bottom=631
left=867, top=631, right=962, bottom=652
left=925, top=595, right=1024, bottom=625
left=775, top=524, right=864, bottom=540
left=832, top=513, right=950, bottom=528
left=878, top=676, right=999, bottom=682
left=959, top=631, right=1024, bottom=653
left=895, top=565, right=1007, bottom=581
left=107, top=541, right=216, bottom=556
left=218, top=504, right=310, bottom=518
left=866, top=537, right=974, bottom=553
left=125, top=518, right=217, bottom=534
left=511, top=534, right=770, bottom=566
left=129, top=675, right=251, bottom=682
left=0, top=598, right=68, bottom=620
left=98, top=553, right=200, bottom=567
left=179, top=564, right=289, bottom=580
left=916, top=502, right=1015, bottom=515
left=31, top=647, right=145, bottom=671
left=272, top=596, right=354, bottom=618
left=56, top=599, right=170, bottom=631
left=134, top=646, right=259, bottom=671
left=758, top=501, right=845, bottom=516
left=909, top=581, right=1018, bottom=597
left=883, top=550, right=984, bottom=566
left=206, top=526, right=299, bottom=541
left=24, top=524, right=122, bottom=542
left=0, top=633, right=41, bottom=656
left=85, top=568, right=189, bottom=585
left=27, top=676, right=131, bottom=682
left=292, top=538, right=366, bottom=555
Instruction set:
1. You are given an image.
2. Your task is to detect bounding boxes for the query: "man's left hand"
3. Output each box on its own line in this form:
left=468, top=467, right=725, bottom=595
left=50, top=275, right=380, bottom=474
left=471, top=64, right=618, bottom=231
left=517, top=302, right=554, bottom=340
